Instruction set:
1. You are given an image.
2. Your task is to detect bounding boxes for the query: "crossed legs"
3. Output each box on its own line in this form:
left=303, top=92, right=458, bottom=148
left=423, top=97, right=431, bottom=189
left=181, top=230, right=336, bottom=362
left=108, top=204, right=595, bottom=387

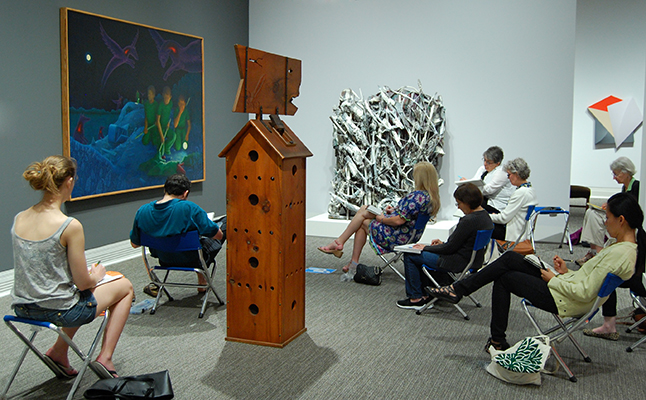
left=319, top=206, right=375, bottom=271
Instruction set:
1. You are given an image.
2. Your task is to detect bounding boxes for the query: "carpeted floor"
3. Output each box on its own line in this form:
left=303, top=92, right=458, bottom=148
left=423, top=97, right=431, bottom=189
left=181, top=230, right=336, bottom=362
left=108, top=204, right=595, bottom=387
left=1, top=207, right=645, bottom=399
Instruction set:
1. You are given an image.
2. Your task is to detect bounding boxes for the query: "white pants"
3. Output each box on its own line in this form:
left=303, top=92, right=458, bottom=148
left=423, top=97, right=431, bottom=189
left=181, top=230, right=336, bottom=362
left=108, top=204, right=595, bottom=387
left=580, top=207, right=606, bottom=247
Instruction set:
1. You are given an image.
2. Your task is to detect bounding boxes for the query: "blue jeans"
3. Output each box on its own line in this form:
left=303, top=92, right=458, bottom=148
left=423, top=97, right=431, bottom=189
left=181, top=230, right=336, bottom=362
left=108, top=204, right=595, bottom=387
left=404, top=252, right=450, bottom=299
left=14, top=290, right=97, bottom=328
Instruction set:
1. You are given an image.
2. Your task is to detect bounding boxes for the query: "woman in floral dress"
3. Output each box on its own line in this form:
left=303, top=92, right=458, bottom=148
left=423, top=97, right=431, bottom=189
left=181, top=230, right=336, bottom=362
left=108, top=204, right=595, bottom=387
left=318, top=161, right=441, bottom=272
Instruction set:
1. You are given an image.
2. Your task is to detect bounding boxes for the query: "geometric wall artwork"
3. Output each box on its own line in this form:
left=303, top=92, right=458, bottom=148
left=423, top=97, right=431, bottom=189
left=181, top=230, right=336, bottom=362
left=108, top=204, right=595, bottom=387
left=588, top=95, right=643, bottom=148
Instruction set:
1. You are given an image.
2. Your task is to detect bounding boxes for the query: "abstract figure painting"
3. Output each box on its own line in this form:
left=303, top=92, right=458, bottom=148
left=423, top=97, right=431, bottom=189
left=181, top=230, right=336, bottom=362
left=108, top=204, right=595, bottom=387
left=60, top=8, right=205, bottom=200
left=588, top=95, right=642, bottom=149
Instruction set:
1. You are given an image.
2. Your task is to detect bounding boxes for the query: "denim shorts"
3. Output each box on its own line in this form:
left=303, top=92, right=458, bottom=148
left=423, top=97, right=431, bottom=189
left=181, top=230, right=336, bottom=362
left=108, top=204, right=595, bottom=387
left=14, top=290, right=97, bottom=328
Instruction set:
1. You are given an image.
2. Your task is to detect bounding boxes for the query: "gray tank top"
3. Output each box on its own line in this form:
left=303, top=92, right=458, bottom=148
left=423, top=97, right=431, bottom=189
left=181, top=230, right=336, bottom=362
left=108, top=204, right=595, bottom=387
left=11, top=215, right=80, bottom=309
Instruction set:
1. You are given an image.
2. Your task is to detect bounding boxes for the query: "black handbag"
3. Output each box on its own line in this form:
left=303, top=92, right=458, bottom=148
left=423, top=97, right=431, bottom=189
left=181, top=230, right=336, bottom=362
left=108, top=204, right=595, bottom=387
left=353, top=264, right=382, bottom=286
left=84, top=370, right=174, bottom=399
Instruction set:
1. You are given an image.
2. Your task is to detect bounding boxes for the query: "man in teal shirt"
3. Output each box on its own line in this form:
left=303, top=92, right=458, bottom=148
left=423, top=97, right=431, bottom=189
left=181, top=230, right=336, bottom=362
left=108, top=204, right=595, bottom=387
left=130, top=174, right=224, bottom=294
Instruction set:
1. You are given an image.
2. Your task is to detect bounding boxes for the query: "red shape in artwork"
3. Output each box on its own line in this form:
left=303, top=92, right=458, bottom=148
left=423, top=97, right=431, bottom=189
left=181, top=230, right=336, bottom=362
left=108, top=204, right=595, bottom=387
left=589, top=95, right=622, bottom=111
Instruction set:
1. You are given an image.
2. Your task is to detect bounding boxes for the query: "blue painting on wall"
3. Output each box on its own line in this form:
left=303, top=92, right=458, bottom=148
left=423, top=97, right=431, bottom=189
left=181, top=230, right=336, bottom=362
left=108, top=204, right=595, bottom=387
left=61, top=8, right=205, bottom=200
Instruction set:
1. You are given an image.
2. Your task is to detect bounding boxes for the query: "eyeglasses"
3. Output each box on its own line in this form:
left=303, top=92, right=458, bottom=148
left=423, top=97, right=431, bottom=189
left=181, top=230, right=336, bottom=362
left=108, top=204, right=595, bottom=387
left=483, top=159, right=495, bottom=165
left=612, top=171, right=623, bottom=178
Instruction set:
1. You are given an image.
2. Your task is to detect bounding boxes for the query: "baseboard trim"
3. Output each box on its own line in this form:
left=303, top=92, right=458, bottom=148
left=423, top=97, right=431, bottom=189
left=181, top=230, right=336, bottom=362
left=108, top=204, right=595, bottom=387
left=0, top=269, right=13, bottom=298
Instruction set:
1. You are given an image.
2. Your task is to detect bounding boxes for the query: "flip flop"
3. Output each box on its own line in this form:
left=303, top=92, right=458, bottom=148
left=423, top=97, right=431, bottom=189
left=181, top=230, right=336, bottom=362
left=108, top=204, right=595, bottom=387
left=44, top=355, right=78, bottom=379
left=91, top=360, right=118, bottom=379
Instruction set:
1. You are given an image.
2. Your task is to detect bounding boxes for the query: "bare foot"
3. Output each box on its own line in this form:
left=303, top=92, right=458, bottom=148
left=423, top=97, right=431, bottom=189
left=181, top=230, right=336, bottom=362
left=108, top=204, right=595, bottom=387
left=45, top=349, right=77, bottom=376
left=591, top=326, right=616, bottom=334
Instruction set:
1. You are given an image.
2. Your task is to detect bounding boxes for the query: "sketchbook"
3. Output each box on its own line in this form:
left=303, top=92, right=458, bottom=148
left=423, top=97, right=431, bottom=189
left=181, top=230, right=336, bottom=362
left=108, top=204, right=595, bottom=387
left=394, top=244, right=423, bottom=254
left=587, top=202, right=604, bottom=211
left=455, top=178, right=484, bottom=188
left=524, top=254, right=559, bottom=276
left=96, top=271, right=123, bottom=287
left=366, top=205, right=381, bottom=215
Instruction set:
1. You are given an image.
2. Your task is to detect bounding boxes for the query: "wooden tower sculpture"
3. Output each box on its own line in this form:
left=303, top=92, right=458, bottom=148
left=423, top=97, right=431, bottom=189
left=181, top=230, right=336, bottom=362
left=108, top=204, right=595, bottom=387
left=219, top=45, right=311, bottom=347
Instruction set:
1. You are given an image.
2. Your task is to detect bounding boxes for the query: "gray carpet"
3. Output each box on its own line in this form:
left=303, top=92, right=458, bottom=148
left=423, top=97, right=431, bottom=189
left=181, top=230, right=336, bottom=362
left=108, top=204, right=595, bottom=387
left=1, top=207, right=645, bottom=399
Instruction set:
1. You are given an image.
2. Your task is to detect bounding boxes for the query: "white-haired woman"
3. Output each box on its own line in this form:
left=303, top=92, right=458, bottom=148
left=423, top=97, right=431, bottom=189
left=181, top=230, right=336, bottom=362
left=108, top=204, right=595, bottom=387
left=464, top=146, right=515, bottom=240
left=489, top=158, right=537, bottom=243
left=577, top=156, right=640, bottom=265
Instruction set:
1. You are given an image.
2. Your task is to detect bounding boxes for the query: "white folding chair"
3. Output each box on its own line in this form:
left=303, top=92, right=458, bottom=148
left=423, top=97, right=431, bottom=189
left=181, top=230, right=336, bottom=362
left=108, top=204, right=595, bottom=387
left=521, top=273, right=624, bottom=382
left=368, top=213, right=431, bottom=281
left=417, top=229, right=494, bottom=320
left=140, top=230, right=224, bottom=318
left=2, top=311, right=109, bottom=400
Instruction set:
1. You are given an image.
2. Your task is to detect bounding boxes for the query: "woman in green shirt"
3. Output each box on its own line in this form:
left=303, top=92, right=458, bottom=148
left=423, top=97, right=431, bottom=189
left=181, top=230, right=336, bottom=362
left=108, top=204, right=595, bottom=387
left=429, top=192, right=644, bottom=352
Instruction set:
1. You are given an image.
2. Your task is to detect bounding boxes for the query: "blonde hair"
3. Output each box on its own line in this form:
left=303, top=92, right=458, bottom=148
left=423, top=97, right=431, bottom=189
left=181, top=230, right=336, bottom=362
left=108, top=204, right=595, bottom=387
left=23, top=155, right=76, bottom=195
left=413, top=161, right=441, bottom=217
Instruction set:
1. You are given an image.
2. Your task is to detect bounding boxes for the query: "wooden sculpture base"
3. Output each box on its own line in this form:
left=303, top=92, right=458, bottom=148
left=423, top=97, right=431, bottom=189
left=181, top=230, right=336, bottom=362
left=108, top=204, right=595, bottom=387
left=225, top=327, right=307, bottom=348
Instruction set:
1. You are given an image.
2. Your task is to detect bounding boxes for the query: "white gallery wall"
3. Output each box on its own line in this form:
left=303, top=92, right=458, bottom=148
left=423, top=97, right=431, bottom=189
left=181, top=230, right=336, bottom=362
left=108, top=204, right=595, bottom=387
left=571, top=0, right=646, bottom=191
left=250, top=0, right=577, bottom=237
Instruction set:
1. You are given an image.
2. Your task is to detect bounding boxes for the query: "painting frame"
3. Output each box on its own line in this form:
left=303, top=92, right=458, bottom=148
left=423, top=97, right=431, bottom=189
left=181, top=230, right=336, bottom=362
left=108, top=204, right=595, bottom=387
left=60, top=8, right=205, bottom=201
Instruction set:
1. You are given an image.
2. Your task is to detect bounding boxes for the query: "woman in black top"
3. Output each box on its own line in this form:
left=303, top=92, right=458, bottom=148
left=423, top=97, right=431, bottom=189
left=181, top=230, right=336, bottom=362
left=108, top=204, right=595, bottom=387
left=397, top=183, right=493, bottom=309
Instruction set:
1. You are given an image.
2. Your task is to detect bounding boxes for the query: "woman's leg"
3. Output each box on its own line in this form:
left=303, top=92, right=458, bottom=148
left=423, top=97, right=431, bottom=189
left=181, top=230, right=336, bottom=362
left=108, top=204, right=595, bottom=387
left=580, top=208, right=606, bottom=249
left=321, top=206, right=375, bottom=251
left=403, top=252, right=440, bottom=300
left=489, top=270, right=557, bottom=343
left=591, top=274, right=646, bottom=334
left=453, top=252, right=534, bottom=298
left=92, top=277, right=134, bottom=374
left=46, top=327, right=81, bottom=373
left=343, top=219, right=372, bottom=272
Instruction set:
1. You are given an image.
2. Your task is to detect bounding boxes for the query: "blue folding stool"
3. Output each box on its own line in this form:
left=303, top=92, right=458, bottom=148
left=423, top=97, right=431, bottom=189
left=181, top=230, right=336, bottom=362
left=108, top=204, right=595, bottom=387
left=140, top=230, right=224, bottom=318
left=625, top=274, right=646, bottom=352
left=2, top=311, right=109, bottom=400
left=529, top=206, right=573, bottom=254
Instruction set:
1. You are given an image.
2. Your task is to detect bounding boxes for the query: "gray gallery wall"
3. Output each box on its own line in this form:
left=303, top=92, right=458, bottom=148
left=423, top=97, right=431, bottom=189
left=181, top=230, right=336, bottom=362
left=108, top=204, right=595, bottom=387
left=0, top=0, right=249, bottom=272
left=249, top=0, right=577, bottom=239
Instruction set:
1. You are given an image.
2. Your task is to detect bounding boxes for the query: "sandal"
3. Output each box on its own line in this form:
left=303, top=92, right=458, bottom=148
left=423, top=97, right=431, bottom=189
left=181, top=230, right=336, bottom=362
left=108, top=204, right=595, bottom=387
left=317, top=240, right=344, bottom=258
left=143, top=282, right=159, bottom=297
left=428, top=285, right=461, bottom=304
left=44, top=355, right=78, bottom=379
left=484, top=337, right=510, bottom=353
left=91, top=360, right=119, bottom=379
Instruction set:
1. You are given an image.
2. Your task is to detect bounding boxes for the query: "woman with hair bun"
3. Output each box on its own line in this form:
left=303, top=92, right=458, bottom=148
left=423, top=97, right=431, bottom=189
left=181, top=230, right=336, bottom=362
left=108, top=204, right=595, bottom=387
left=11, top=155, right=133, bottom=378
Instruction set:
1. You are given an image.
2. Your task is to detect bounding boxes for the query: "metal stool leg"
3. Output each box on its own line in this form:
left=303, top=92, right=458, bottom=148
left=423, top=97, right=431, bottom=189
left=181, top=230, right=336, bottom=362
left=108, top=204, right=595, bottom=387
left=1, top=329, right=37, bottom=399
left=3, top=312, right=109, bottom=400
left=626, top=334, right=646, bottom=352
